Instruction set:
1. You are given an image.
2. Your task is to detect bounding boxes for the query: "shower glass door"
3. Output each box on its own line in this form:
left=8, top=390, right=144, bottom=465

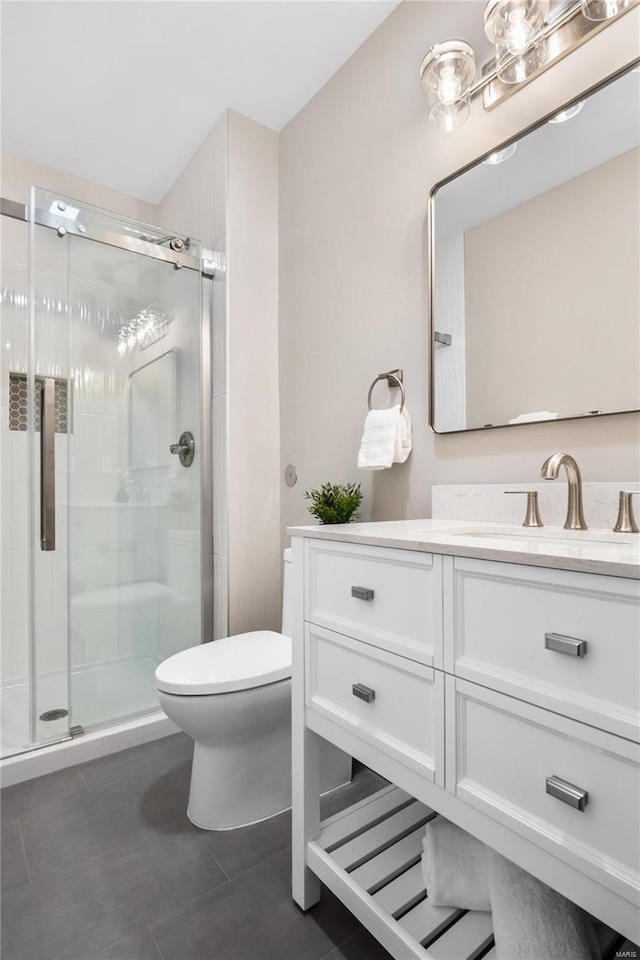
left=28, top=189, right=203, bottom=742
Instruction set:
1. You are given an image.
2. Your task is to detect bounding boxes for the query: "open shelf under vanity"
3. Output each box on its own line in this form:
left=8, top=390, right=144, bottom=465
left=310, top=784, right=623, bottom=960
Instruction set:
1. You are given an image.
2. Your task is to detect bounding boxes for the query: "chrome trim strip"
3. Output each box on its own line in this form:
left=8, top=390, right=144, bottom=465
left=1, top=197, right=27, bottom=220
left=36, top=207, right=202, bottom=272
left=201, top=276, right=214, bottom=644
left=0, top=197, right=216, bottom=275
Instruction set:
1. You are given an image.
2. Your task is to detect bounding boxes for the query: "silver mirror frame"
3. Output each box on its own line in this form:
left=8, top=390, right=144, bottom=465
left=428, top=55, right=640, bottom=435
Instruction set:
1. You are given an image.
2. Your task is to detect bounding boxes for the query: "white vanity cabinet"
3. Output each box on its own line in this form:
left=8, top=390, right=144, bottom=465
left=291, top=531, right=640, bottom=960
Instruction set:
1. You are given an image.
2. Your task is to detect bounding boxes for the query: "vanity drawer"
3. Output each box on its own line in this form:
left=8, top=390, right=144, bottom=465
left=305, top=623, right=444, bottom=784
left=450, top=558, right=640, bottom=742
left=448, top=677, right=640, bottom=905
left=305, top=539, right=441, bottom=666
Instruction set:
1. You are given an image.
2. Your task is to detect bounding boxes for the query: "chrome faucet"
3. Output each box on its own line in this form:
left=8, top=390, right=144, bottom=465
left=540, top=453, right=587, bottom=530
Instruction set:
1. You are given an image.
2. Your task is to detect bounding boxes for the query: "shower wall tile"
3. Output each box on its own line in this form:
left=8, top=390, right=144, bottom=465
left=157, top=113, right=227, bottom=250
left=9, top=550, right=30, bottom=681
left=1, top=424, right=29, bottom=551
left=33, top=547, right=68, bottom=676
left=71, top=606, right=118, bottom=668
left=0, top=553, right=11, bottom=682
left=70, top=412, right=127, bottom=505
left=1, top=548, right=30, bottom=683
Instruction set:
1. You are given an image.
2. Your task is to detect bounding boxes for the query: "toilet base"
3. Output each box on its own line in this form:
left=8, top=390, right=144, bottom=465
left=187, top=735, right=352, bottom=831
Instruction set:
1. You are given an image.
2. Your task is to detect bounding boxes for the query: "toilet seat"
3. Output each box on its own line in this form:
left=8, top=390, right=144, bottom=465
left=154, top=631, right=292, bottom=696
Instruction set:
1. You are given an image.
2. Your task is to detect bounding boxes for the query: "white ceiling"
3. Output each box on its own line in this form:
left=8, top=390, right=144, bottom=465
left=1, top=0, right=400, bottom=203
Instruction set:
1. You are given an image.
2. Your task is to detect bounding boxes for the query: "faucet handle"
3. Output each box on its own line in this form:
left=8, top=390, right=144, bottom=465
left=505, top=490, right=544, bottom=528
left=614, top=491, right=639, bottom=534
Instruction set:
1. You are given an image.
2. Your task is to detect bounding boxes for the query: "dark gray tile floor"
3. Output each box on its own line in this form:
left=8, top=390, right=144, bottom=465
left=0, top=733, right=393, bottom=960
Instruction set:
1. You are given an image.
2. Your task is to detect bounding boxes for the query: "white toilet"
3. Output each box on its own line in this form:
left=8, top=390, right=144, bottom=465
left=155, top=548, right=351, bottom=830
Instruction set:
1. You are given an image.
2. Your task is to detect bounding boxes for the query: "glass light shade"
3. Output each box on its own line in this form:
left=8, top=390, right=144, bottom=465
left=420, top=41, right=476, bottom=131
left=548, top=100, right=585, bottom=123
left=485, top=0, right=549, bottom=84
left=581, top=0, right=630, bottom=19
left=482, top=143, right=518, bottom=164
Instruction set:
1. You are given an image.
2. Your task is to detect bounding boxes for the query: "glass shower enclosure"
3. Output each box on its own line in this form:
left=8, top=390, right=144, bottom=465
left=1, top=189, right=212, bottom=758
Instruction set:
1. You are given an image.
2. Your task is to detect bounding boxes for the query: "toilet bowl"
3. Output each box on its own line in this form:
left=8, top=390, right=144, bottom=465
left=155, top=550, right=351, bottom=829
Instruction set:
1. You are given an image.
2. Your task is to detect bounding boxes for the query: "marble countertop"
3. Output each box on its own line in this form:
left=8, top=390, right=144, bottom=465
left=287, top=518, right=640, bottom=579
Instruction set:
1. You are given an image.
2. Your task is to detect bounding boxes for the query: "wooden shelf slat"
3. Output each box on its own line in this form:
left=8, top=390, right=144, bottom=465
left=332, top=800, right=435, bottom=871
left=372, top=861, right=426, bottom=918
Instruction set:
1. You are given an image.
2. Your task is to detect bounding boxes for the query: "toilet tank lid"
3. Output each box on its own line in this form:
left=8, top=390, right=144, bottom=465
left=155, top=631, right=291, bottom=696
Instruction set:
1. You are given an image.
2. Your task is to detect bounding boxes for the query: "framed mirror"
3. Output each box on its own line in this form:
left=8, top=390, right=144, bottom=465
left=429, top=60, right=640, bottom=434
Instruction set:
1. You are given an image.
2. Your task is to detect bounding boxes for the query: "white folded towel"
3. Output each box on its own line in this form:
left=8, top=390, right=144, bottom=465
left=488, top=850, right=600, bottom=960
left=357, top=404, right=412, bottom=470
left=421, top=818, right=491, bottom=912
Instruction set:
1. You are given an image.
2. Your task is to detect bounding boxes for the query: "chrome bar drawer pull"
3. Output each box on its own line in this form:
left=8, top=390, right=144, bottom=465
left=352, top=683, right=375, bottom=703
left=546, top=775, right=589, bottom=811
left=545, top=632, right=587, bottom=658
left=351, top=586, right=374, bottom=602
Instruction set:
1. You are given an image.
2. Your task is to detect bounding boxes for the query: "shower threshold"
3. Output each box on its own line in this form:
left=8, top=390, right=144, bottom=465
left=0, top=654, right=171, bottom=776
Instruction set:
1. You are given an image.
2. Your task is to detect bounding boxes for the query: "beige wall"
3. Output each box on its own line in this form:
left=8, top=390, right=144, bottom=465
left=465, top=147, right=640, bottom=426
left=227, top=112, right=281, bottom=635
left=278, top=1, right=640, bottom=537
left=1, top=150, right=156, bottom=222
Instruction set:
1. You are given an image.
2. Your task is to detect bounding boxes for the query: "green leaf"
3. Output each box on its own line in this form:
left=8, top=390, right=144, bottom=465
left=303, top=482, right=363, bottom=524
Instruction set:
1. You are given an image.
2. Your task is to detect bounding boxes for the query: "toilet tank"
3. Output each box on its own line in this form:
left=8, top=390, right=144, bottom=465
left=282, top=547, right=293, bottom=638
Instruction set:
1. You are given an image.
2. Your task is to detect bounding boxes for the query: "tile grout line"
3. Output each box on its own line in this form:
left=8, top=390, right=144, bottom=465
left=146, top=841, right=295, bottom=935
left=191, top=824, right=231, bottom=881
left=147, top=878, right=238, bottom=934
left=76, top=766, right=90, bottom=791
left=16, top=817, right=32, bottom=886
left=146, top=922, right=165, bottom=960
left=319, top=929, right=361, bottom=960
left=212, top=838, right=293, bottom=886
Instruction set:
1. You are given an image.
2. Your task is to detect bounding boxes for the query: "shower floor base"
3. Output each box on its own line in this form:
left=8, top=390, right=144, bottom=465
left=1, top=655, right=161, bottom=759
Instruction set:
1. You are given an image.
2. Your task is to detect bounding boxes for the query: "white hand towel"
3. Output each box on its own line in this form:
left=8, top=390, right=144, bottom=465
left=394, top=407, right=412, bottom=464
left=357, top=404, right=412, bottom=470
left=488, top=850, right=600, bottom=960
left=421, top=818, right=491, bottom=912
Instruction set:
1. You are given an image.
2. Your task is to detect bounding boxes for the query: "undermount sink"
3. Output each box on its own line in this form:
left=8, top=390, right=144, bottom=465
left=436, top=525, right=633, bottom=546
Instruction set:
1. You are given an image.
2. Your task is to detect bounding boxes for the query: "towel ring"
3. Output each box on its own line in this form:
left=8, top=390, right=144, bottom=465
left=367, top=370, right=405, bottom=413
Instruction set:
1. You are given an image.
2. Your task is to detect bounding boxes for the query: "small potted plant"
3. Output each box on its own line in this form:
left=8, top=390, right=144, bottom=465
left=304, top=482, right=363, bottom=525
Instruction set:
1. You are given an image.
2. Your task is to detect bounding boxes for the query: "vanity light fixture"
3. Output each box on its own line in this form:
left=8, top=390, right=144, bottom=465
left=420, top=0, right=638, bottom=132
left=483, top=143, right=518, bottom=163
left=484, top=0, right=549, bottom=84
left=548, top=99, right=585, bottom=122
left=581, top=0, right=631, bottom=19
left=420, top=41, right=476, bottom=131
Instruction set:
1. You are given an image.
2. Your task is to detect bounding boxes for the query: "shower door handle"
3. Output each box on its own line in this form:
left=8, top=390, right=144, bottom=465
left=40, top=377, right=56, bottom=551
